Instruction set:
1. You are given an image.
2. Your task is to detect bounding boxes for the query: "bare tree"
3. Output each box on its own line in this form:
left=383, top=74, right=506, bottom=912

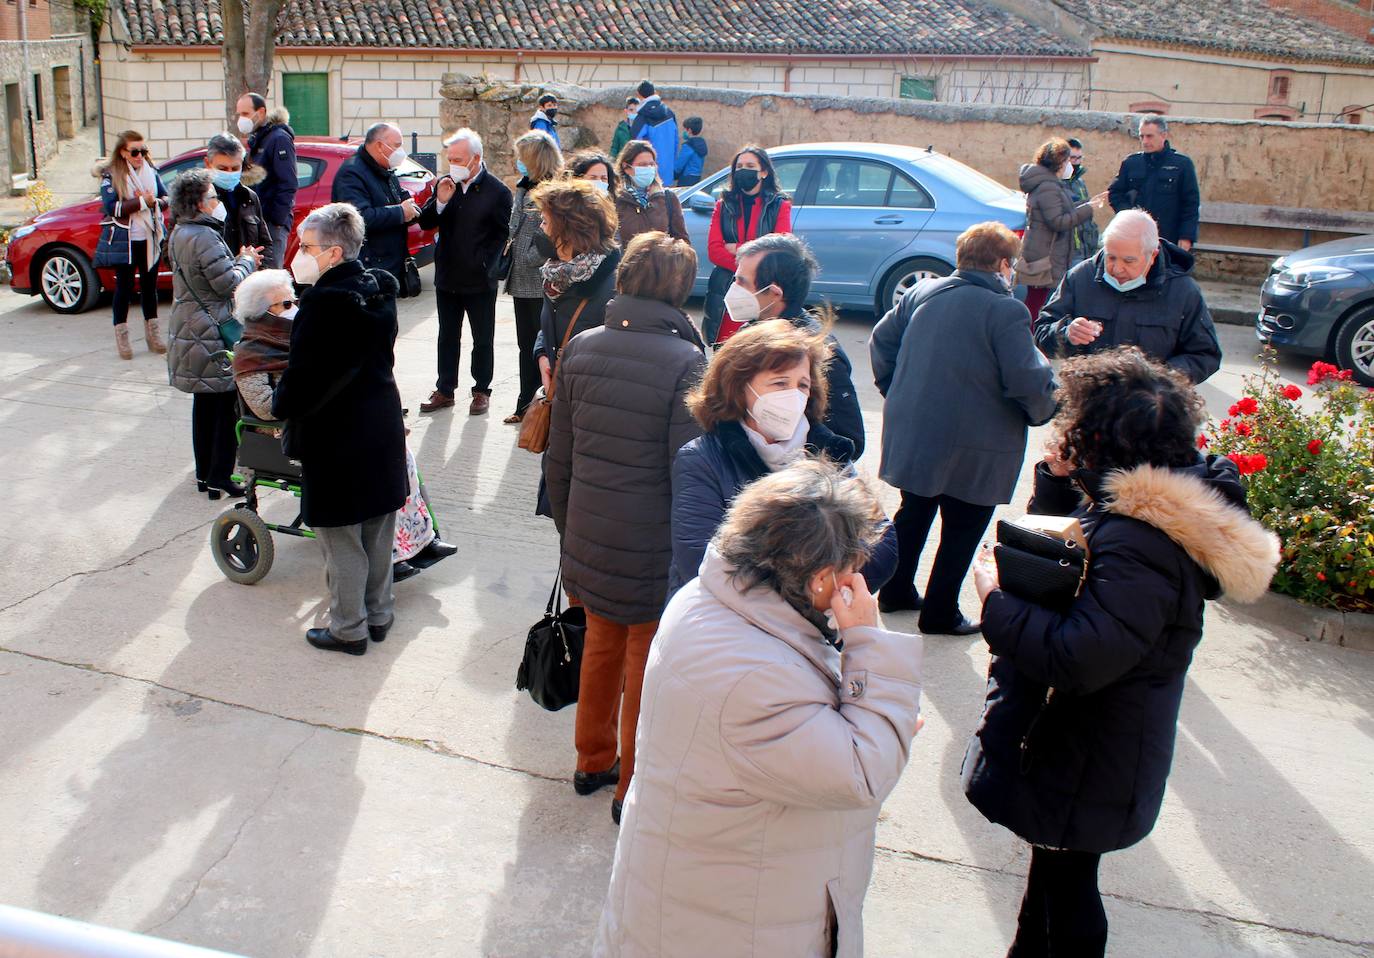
left=222, top=0, right=287, bottom=122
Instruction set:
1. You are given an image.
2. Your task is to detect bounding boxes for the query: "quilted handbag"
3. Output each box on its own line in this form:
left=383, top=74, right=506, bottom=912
left=993, top=516, right=1088, bottom=610
left=516, top=566, right=586, bottom=712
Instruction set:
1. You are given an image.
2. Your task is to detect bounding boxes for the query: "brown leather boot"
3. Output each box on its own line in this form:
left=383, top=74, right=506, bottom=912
left=144, top=317, right=167, bottom=354
left=114, top=324, right=133, bottom=360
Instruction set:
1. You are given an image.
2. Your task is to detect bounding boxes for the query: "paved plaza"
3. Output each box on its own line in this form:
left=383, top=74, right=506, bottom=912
left=0, top=281, right=1370, bottom=957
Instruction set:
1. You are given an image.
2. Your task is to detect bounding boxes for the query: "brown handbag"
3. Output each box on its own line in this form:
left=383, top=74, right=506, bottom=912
left=518, top=298, right=589, bottom=454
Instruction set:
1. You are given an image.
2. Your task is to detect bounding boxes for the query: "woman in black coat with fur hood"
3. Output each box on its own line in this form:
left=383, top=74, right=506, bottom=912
left=962, top=348, right=1279, bottom=957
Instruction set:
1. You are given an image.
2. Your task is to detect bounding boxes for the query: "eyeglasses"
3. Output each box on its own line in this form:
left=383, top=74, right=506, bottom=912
left=126, top=148, right=150, bottom=157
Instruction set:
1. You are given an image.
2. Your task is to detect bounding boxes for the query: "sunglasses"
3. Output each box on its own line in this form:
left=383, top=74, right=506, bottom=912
left=126, top=148, right=151, bottom=157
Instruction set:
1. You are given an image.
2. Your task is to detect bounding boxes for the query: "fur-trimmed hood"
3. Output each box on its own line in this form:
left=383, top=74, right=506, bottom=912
left=263, top=106, right=290, bottom=128
left=1101, top=462, right=1280, bottom=603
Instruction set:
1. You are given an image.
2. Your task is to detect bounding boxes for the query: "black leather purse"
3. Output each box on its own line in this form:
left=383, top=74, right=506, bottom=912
left=400, top=256, right=422, bottom=298
left=993, top=518, right=1088, bottom=610
left=516, top=566, right=586, bottom=711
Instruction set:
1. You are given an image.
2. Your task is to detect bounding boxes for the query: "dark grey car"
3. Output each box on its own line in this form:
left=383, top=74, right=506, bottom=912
left=1257, top=234, right=1374, bottom=385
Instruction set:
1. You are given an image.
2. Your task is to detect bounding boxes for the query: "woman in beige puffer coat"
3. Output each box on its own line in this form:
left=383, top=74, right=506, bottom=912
left=594, top=460, right=924, bottom=958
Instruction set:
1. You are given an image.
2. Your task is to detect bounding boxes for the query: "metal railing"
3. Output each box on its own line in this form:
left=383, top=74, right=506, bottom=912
left=0, top=904, right=246, bottom=958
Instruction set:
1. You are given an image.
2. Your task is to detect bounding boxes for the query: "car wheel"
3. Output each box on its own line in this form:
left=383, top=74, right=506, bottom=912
left=37, top=246, right=100, bottom=314
left=877, top=257, right=952, bottom=315
left=1334, top=306, right=1374, bottom=387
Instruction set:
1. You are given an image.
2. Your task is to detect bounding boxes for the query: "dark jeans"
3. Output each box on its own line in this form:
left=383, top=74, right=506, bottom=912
left=1008, top=847, right=1108, bottom=958
left=513, top=295, right=544, bottom=414
left=112, top=240, right=159, bottom=326
left=883, top=490, right=994, bottom=631
left=191, top=391, right=240, bottom=485
left=435, top=287, right=498, bottom=397
left=703, top=266, right=732, bottom=345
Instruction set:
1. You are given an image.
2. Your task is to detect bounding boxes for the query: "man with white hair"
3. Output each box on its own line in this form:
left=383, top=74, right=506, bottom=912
left=1034, top=209, right=1221, bottom=383
left=330, top=122, right=419, bottom=287
left=1108, top=116, right=1200, bottom=250
left=418, top=128, right=513, bottom=415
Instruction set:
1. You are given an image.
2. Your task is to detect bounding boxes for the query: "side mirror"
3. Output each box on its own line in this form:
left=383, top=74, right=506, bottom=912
left=688, top=192, right=715, bottom=214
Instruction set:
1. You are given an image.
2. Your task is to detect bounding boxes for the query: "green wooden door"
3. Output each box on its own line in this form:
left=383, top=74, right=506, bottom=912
left=283, top=73, right=330, bottom=136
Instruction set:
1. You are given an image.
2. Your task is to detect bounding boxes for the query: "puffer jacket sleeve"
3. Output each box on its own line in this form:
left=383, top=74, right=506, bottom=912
left=667, top=353, right=706, bottom=460
left=860, top=521, right=898, bottom=592
left=1032, top=182, right=1094, bottom=234
left=1033, top=271, right=1079, bottom=359
left=1165, top=279, right=1222, bottom=384
left=101, top=175, right=143, bottom=219
left=822, top=336, right=865, bottom=458
left=719, top=626, right=923, bottom=810
left=194, top=228, right=255, bottom=302
left=980, top=518, right=1179, bottom=695
left=669, top=438, right=728, bottom=592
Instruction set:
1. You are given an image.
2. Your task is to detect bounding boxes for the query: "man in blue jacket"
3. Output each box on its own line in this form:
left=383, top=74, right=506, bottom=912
left=629, top=80, right=678, bottom=186
left=674, top=116, right=708, bottom=187
left=1107, top=117, right=1200, bottom=250
left=236, top=93, right=297, bottom=268
left=329, top=123, right=419, bottom=288
left=529, top=93, right=560, bottom=147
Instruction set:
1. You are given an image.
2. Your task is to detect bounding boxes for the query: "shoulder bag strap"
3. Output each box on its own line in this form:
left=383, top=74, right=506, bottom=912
left=545, top=562, right=563, bottom=616
left=547, top=298, right=590, bottom=402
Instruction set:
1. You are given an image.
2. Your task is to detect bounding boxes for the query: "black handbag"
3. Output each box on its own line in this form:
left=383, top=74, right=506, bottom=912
left=516, top=567, right=586, bottom=711
left=399, top=256, right=422, bottom=298
left=993, top=518, right=1088, bottom=610
left=488, top=238, right=514, bottom=283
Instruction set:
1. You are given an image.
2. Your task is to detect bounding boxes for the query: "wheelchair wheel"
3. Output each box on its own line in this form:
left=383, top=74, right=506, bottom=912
left=211, top=507, right=275, bottom=584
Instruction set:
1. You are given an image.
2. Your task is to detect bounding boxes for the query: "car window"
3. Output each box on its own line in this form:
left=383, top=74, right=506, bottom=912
left=814, top=159, right=893, bottom=208
left=888, top=172, right=934, bottom=209
left=296, top=157, right=325, bottom=188
left=156, top=156, right=205, bottom=185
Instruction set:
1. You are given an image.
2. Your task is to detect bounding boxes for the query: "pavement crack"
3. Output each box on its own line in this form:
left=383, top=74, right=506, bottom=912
left=141, top=728, right=317, bottom=936
left=0, top=521, right=208, bottom=615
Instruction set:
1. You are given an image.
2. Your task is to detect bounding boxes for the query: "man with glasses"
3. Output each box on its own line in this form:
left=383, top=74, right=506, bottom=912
left=1108, top=116, right=1200, bottom=251
left=330, top=122, right=420, bottom=289
left=1065, top=137, right=1101, bottom=268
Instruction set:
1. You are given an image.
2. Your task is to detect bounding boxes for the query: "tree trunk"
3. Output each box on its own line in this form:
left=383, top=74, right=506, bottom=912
left=222, top=0, right=286, bottom=126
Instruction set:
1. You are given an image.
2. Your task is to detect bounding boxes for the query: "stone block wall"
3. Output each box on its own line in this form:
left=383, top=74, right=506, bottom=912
left=0, top=35, right=96, bottom=188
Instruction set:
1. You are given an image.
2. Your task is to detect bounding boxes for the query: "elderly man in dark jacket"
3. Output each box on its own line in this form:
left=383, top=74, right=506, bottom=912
left=1107, top=116, right=1200, bottom=249
left=870, top=222, right=1057, bottom=636
left=273, top=203, right=407, bottom=657
left=236, top=94, right=297, bottom=269
left=1034, top=209, right=1222, bottom=384
left=330, top=122, right=419, bottom=287
left=730, top=232, right=866, bottom=458
left=416, top=129, right=512, bottom=416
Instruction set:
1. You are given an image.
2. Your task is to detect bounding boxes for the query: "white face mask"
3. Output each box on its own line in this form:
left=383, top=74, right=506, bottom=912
left=236, top=116, right=256, bottom=136
left=1060, top=162, right=1074, bottom=180
left=724, top=281, right=762, bottom=324
left=747, top=384, right=808, bottom=442
left=290, top=249, right=321, bottom=286
left=387, top=145, right=408, bottom=170
left=450, top=164, right=470, bottom=183
left=208, top=201, right=227, bottom=222
left=280, top=305, right=299, bottom=321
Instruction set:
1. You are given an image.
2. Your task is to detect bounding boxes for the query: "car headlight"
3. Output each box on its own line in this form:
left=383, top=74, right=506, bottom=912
left=1275, top=265, right=1355, bottom=289
left=10, top=224, right=37, bottom=239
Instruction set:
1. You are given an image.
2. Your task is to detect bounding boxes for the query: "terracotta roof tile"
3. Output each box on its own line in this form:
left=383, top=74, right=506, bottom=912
left=112, top=0, right=1088, bottom=55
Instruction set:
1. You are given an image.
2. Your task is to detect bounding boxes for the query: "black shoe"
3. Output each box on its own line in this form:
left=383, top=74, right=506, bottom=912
left=919, top=615, right=982, bottom=637
left=393, top=560, right=420, bottom=583
left=878, top=589, right=923, bottom=613
left=306, top=627, right=367, bottom=655
left=207, top=479, right=246, bottom=500
left=196, top=480, right=208, bottom=493
left=410, top=539, right=458, bottom=569
left=368, top=617, right=394, bottom=643
left=573, top=760, right=620, bottom=796
left=612, top=799, right=623, bottom=826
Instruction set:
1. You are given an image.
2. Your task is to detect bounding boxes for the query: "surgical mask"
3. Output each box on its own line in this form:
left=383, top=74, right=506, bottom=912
left=290, top=249, right=321, bottom=286
left=1104, top=271, right=1148, bottom=293
left=733, top=168, right=760, bottom=191
left=516, top=159, right=528, bottom=177
left=589, top=179, right=609, bottom=193
left=211, top=170, right=242, bottom=191
left=236, top=116, right=255, bottom=136
left=451, top=164, right=471, bottom=183
left=631, top=166, right=657, bottom=189
left=280, top=305, right=299, bottom=321
left=208, top=201, right=227, bottom=222
left=627, top=111, right=638, bottom=123
left=387, top=146, right=407, bottom=170
left=1060, top=162, right=1073, bottom=180
left=747, top=384, right=808, bottom=442
left=724, top=281, right=762, bottom=324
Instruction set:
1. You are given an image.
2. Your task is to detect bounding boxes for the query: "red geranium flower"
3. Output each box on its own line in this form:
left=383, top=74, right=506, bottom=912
left=1308, top=361, right=1344, bottom=385
left=1196, top=434, right=1209, bottom=449
left=1316, top=572, right=1327, bottom=582
left=1227, top=452, right=1268, bottom=475
left=1235, top=397, right=1258, bottom=415
left=1307, top=439, right=1323, bottom=455
left=1235, top=422, right=1253, bottom=437
left=1282, top=384, right=1302, bottom=401
left=1219, top=418, right=1232, bottom=432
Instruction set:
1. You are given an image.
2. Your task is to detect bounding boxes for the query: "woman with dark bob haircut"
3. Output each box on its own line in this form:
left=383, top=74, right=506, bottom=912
left=962, top=347, right=1279, bottom=957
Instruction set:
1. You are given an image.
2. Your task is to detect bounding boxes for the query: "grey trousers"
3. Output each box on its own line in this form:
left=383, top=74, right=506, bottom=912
left=266, top=222, right=290, bottom=269
left=315, top=512, right=396, bottom=642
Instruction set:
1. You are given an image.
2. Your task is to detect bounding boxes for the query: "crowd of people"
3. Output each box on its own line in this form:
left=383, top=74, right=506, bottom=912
left=101, top=83, right=1277, bottom=955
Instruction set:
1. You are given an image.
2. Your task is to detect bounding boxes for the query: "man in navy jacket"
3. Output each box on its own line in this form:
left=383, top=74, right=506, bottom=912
left=1108, top=117, right=1200, bottom=249
left=330, top=123, right=419, bottom=288
left=236, top=94, right=297, bottom=268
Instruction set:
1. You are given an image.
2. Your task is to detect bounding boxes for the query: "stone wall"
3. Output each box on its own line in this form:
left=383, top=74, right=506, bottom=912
left=0, top=35, right=96, bottom=187
left=439, top=74, right=1374, bottom=280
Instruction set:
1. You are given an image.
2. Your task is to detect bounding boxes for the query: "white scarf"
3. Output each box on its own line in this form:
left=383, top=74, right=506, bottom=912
left=123, top=161, right=161, bottom=267
left=743, top=416, right=809, bottom=471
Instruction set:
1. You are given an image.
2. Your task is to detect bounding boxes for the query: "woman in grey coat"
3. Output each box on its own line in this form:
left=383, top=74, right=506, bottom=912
left=504, top=130, right=562, bottom=423
left=166, top=168, right=260, bottom=499
left=1016, top=137, right=1106, bottom=323
left=868, top=222, right=1056, bottom=635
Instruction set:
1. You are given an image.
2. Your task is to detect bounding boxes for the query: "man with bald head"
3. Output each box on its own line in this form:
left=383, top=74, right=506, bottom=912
left=1033, top=209, right=1221, bottom=383
left=330, top=122, right=420, bottom=287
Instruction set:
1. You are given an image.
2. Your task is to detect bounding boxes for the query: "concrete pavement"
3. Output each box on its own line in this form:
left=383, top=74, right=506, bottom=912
left=0, top=278, right=1370, bottom=957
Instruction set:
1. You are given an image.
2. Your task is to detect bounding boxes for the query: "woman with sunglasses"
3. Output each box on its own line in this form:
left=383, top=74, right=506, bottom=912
left=96, top=130, right=170, bottom=359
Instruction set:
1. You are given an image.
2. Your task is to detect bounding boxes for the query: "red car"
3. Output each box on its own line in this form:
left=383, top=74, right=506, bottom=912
left=5, top=140, right=437, bottom=313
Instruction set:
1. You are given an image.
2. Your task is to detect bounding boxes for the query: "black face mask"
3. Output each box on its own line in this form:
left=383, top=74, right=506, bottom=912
left=733, top=168, right=760, bottom=191
left=544, top=107, right=558, bottom=119
left=533, top=228, right=558, bottom=260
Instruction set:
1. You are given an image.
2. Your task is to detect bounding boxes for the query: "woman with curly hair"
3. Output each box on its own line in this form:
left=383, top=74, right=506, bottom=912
left=961, top=347, right=1280, bottom=957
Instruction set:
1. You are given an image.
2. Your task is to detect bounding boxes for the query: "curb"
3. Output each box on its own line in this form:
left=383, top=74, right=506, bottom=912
left=1223, top=590, right=1374, bottom=651
left=1212, top=305, right=1255, bottom=328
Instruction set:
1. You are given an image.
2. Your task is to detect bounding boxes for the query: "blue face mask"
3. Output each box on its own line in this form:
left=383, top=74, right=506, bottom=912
left=211, top=169, right=241, bottom=192
left=590, top=180, right=609, bottom=193
left=631, top=166, right=657, bottom=189
left=516, top=159, right=529, bottom=177
left=1103, top=270, right=1148, bottom=293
